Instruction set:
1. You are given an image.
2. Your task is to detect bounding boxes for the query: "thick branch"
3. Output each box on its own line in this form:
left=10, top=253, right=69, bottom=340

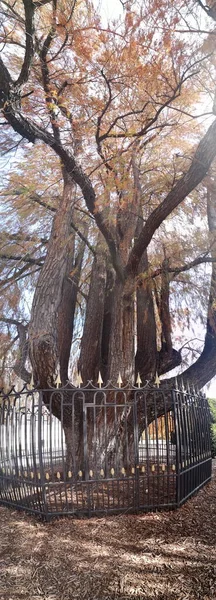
left=39, top=1, right=61, bottom=143
left=195, top=0, right=216, bottom=20
left=0, top=71, right=124, bottom=278
left=0, top=318, right=31, bottom=382
left=127, top=118, right=216, bottom=275
left=168, top=182, right=216, bottom=389
left=149, top=254, right=216, bottom=280
left=0, top=253, right=45, bottom=265
left=16, top=0, right=35, bottom=87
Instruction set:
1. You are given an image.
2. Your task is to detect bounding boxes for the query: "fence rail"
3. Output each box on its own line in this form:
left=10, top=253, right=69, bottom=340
left=0, top=381, right=212, bottom=520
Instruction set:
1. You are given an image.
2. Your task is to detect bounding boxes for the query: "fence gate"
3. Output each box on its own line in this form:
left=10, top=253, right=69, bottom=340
left=0, top=382, right=212, bottom=520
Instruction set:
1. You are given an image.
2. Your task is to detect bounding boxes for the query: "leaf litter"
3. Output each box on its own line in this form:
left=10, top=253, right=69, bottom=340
left=0, top=462, right=215, bottom=600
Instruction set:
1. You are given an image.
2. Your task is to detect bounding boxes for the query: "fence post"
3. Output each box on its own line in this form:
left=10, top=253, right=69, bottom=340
left=38, top=391, right=49, bottom=520
left=133, top=393, right=140, bottom=511
left=173, top=386, right=180, bottom=507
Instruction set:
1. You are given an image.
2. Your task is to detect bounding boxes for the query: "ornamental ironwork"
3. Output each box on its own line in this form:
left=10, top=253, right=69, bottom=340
left=0, top=379, right=212, bottom=520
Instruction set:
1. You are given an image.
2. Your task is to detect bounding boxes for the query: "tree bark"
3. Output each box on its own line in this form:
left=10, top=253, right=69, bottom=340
left=135, top=251, right=157, bottom=381
left=178, top=180, right=216, bottom=388
left=78, top=243, right=107, bottom=384
left=29, top=173, right=75, bottom=387
left=107, top=275, right=135, bottom=383
left=58, top=235, right=86, bottom=384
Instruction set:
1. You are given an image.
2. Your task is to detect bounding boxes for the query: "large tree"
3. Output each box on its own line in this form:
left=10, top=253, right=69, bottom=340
left=1, top=0, right=216, bottom=425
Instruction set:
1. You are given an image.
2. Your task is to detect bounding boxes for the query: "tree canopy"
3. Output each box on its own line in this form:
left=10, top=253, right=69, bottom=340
left=1, top=0, right=216, bottom=392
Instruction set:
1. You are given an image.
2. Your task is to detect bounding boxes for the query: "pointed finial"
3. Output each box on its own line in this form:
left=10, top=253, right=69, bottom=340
left=174, top=376, right=178, bottom=391
left=55, top=373, right=61, bottom=389
left=97, top=371, right=103, bottom=388
left=180, top=379, right=185, bottom=393
left=117, top=373, right=123, bottom=388
left=29, top=373, right=34, bottom=390
left=77, top=372, right=83, bottom=388
left=196, top=384, right=200, bottom=397
left=155, top=372, right=160, bottom=388
left=136, top=373, right=142, bottom=388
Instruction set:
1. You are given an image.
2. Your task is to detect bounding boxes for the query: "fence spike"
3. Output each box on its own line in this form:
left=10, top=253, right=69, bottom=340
left=55, top=373, right=61, bottom=389
left=97, top=371, right=103, bottom=388
left=155, top=372, right=160, bottom=388
left=186, top=380, right=191, bottom=394
left=180, top=379, right=185, bottom=393
left=77, top=372, right=83, bottom=388
left=192, top=382, right=196, bottom=396
left=29, top=373, right=34, bottom=390
left=136, top=372, right=142, bottom=388
left=117, top=373, right=123, bottom=388
left=196, top=384, right=200, bottom=397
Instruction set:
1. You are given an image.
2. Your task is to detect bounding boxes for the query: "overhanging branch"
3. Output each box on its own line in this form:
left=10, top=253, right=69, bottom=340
left=1, top=103, right=124, bottom=279
left=127, top=118, right=216, bottom=276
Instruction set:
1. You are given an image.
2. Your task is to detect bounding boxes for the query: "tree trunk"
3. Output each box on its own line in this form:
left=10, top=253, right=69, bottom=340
left=101, top=264, right=115, bottom=381
left=78, top=241, right=107, bottom=383
left=107, top=275, right=135, bottom=383
left=58, top=235, right=86, bottom=384
left=29, top=173, right=75, bottom=387
left=135, top=250, right=157, bottom=381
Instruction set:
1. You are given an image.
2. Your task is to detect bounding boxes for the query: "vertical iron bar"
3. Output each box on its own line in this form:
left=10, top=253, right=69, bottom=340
left=38, top=391, right=48, bottom=520
left=173, top=387, right=180, bottom=507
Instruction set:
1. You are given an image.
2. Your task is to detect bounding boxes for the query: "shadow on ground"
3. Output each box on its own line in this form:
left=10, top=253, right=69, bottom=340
left=0, top=464, right=216, bottom=600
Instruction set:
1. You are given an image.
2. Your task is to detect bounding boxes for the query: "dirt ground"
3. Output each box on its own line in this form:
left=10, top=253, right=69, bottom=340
left=0, top=465, right=216, bottom=600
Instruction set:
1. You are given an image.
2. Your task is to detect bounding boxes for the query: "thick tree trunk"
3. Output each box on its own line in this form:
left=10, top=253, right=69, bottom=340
left=78, top=242, right=107, bottom=383
left=135, top=251, right=157, bottom=381
left=107, top=275, right=135, bottom=383
left=101, top=264, right=115, bottom=381
left=58, top=236, right=86, bottom=384
left=29, top=173, right=75, bottom=387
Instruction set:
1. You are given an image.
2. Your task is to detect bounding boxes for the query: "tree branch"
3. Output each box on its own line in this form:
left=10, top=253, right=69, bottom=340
left=126, top=118, right=216, bottom=276
left=149, top=255, right=216, bottom=280
left=0, top=318, right=31, bottom=383
left=16, top=0, right=35, bottom=87
left=195, top=0, right=216, bottom=20
left=1, top=98, right=124, bottom=278
left=0, top=253, right=45, bottom=265
left=39, top=0, right=61, bottom=143
left=173, top=182, right=216, bottom=389
left=98, top=56, right=207, bottom=143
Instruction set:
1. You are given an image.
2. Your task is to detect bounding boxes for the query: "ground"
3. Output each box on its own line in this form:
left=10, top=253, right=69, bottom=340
left=0, top=464, right=216, bottom=600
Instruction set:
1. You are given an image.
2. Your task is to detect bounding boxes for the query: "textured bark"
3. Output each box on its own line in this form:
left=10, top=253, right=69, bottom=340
left=101, top=264, right=115, bottom=381
left=179, top=182, right=216, bottom=388
left=160, top=258, right=172, bottom=355
left=58, top=236, right=86, bottom=384
left=107, top=276, right=135, bottom=382
left=29, top=175, right=75, bottom=387
left=135, top=251, right=157, bottom=381
left=127, top=118, right=216, bottom=275
left=78, top=243, right=107, bottom=383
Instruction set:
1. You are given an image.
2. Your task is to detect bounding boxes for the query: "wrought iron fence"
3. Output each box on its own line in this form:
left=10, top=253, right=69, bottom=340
left=0, top=381, right=212, bottom=520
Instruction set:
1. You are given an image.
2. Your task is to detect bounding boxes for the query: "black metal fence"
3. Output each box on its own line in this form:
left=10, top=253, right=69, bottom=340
left=0, top=381, right=212, bottom=520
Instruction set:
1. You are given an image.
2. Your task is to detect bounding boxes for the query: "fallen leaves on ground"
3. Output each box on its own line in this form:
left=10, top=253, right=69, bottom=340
left=0, top=463, right=216, bottom=600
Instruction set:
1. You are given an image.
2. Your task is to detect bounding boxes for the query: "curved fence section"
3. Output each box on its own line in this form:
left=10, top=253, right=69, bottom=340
left=0, top=382, right=212, bottom=520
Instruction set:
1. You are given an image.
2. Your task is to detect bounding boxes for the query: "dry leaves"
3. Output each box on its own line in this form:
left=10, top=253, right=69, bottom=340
left=0, top=463, right=216, bottom=600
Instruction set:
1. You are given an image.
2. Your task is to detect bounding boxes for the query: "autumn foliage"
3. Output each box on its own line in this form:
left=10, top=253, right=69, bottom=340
left=0, top=0, right=216, bottom=392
